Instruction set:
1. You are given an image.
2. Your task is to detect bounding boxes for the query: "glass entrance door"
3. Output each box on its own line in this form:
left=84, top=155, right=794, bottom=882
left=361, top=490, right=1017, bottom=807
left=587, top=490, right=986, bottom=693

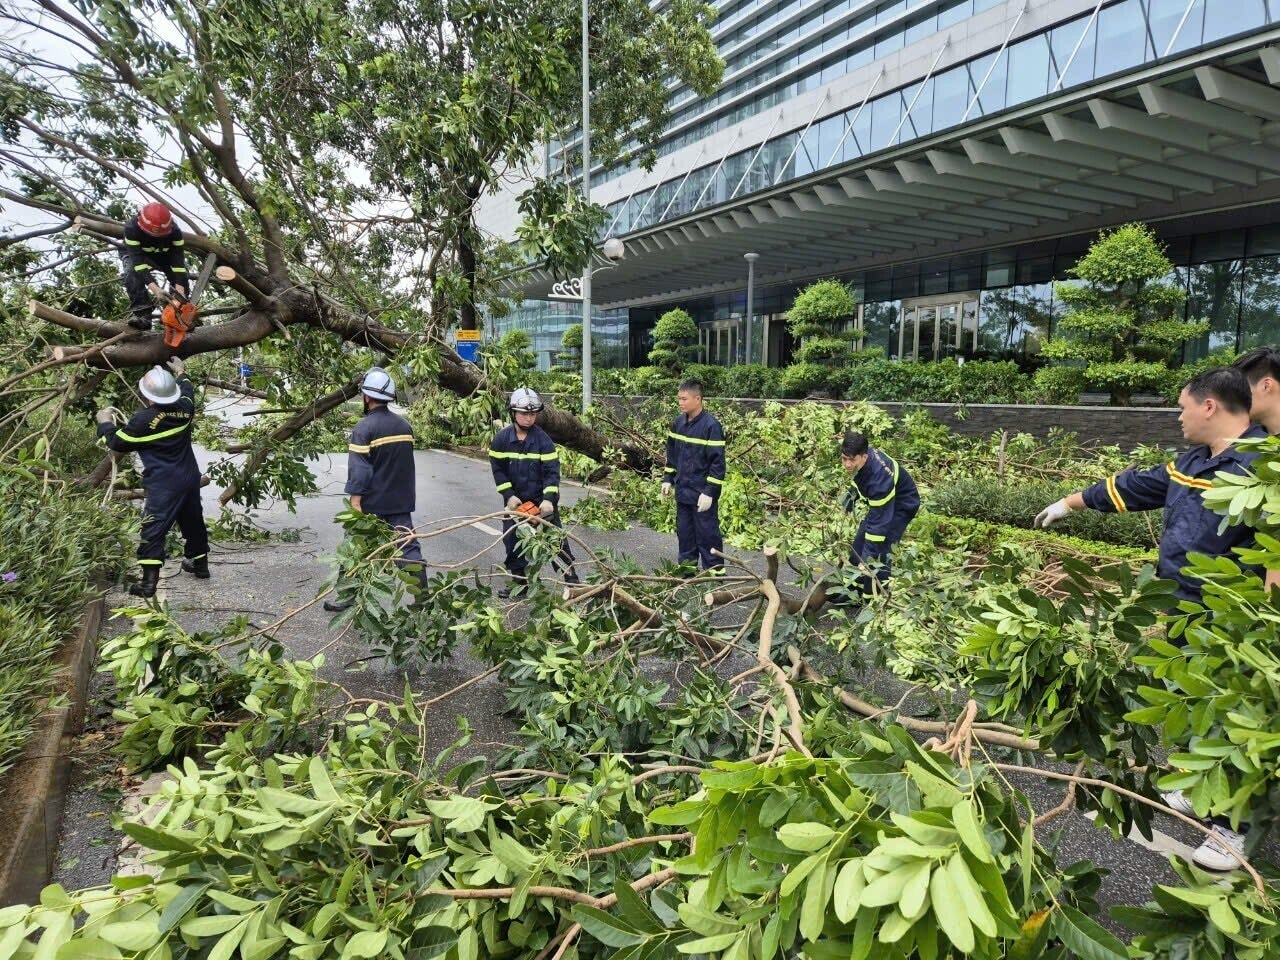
left=899, top=293, right=981, bottom=361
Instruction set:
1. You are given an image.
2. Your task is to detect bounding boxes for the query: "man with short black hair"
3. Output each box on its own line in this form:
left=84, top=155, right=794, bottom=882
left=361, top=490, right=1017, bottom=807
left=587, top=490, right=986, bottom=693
left=1036, top=367, right=1268, bottom=870
left=838, top=431, right=920, bottom=599
left=1234, top=346, right=1280, bottom=435
left=1036, top=367, right=1265, bottom=606
left=662, top=379, right=726, bottom=575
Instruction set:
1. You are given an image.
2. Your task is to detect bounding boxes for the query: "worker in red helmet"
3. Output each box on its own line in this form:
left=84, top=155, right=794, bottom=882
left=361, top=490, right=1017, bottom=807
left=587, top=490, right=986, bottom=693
left=119, top=202, right=189, bottom=330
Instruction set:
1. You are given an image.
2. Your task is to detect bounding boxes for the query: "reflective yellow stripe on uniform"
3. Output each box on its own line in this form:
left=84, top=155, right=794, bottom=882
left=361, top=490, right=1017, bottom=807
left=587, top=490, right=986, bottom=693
left=707, top=476, right=724, bottom=485
left=663, top=466, right=676, bottom=473
left=116, top=422, right=190, bottom=443
left=124, top=238, right=141, bottom=246
left=348, top=443, right=371, bottom=454
left=173, top=238, right=184, bottom=246
left=865, top=533, right=887, bottom=542
left=138, top=559, right=163, bottom=566
left=668, top=432, right=725, bottom=447
left=1105, top=475, right=1127, bottom=512
left=134, top=263, right=150, bottom=271
left=489, top=450, right=553, bottom=460
left=171, top=267, right=187, bottom=273
left=369, top=434, right=413, bottom=448
left=1167, top=462, right=1213, bottom=490
left=496, top=482, right=512, bottom=492
left=864, top=456, right=900, bottom=507
left=543, top=485, right=559, bottom=494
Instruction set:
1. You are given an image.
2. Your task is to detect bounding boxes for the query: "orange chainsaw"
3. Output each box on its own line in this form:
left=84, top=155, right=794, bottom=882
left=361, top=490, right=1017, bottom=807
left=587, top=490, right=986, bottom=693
left=160, top=253, right=217, bottom=351
left=516, top=500, right=542, bottom=517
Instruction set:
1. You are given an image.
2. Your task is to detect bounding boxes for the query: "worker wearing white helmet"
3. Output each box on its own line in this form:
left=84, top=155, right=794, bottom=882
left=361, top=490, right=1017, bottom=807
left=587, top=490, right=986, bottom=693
left=488, top=387, right=579, bottom=598
left=96, top=357, right=209, bottom=598
left=325, top=366, right=425, bottom=612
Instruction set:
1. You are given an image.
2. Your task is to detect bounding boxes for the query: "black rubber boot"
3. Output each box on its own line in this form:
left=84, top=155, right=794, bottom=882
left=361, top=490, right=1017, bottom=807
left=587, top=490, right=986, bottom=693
left=128, top=565, right=161, bottom=598
left=497, top=574, right=528, bottom=599
left=181, top=557, right=210, bottom=579
left=323, top=597, right=353, bottom=613
left=563, top=568, right=580, bottom=586
left=128, top=310, right=153, bottom=331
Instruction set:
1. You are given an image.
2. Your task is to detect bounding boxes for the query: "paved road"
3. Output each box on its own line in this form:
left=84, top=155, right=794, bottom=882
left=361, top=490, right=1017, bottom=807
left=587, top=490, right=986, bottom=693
left=52, top=397, right=1222, bottom=929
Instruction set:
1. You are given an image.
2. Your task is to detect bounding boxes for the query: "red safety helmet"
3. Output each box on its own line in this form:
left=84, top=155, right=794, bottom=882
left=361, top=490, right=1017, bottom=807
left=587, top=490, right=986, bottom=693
left=137, top=202, right=174, bottom=237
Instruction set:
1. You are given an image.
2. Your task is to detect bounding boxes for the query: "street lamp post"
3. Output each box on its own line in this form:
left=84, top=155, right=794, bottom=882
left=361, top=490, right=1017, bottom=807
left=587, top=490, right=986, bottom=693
left=744, top=252, right=759, bottom=366
left=581, top=0, right=593, bottom=411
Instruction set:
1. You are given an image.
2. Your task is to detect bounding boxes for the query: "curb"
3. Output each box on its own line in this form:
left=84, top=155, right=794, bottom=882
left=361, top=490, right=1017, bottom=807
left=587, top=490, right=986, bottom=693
left=0, top=592, right=105, bottom=906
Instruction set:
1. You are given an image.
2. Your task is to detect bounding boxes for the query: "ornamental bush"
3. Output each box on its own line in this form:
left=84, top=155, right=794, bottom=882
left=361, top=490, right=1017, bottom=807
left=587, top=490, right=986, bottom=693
left=648, top=308, right=700, bottom=373
left=1045, top=223, right=1208, bottom=405
left=787, top=279, right=862, bottom=367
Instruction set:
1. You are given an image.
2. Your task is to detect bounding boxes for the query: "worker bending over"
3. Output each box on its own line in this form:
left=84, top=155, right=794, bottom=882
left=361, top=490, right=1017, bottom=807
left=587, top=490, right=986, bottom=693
left=489, top=388, right=578, bottom=598
left=97, top=358, right=208, bottom=598
left=837, top=431, right=920, bottom=601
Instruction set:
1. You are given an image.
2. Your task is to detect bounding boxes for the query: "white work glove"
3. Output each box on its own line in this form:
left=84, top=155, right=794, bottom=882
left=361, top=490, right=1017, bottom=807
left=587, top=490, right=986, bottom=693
left=1034, top=499, right=1073, bottom=529
left=661, top=482, right=672, bottom=498
left=538, top=499, right=554, bottom=518
left=95, top=408, right=115, bottom=425
left=697, top=493, right=713, bottom=513
left=165, top=356, right=185, bottom=376
left=505, top=495, right=521, bottom=511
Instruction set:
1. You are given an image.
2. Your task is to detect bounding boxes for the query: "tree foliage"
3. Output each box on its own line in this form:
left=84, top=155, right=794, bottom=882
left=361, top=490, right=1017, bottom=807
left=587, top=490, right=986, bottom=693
left=1044, top=224, right=1208, bottom=405
left=787, top=279, right=862, bottom=367
left=648, top=307, right=699, bottom=373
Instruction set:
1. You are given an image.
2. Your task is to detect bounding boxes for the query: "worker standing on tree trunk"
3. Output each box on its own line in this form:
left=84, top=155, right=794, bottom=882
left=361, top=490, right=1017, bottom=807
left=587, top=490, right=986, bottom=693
left=489, top=388, right=579, bottom=599
left=325, top=367, right=426, bottom=613
left=97, top=357, right=209, bottom=598
left=119, top=202, right=189, bottom=331
left=836, top=431, right=920, bottom=603
left=662, top=379, right=726, bottom=577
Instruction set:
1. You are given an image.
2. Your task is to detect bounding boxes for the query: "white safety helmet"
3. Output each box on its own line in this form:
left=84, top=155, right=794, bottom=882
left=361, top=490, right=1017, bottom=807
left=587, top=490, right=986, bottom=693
left=509, top=387, right=544, bottom=414
left=139, top=366, right=181, bottom=405
left=360, top=366, right=396, bottom=402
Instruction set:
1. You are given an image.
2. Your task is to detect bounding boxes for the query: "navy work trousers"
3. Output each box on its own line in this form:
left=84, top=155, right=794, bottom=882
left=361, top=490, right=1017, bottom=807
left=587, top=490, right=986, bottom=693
left=675, top=500, right=724, bottom=572
left=502, top=510, right=576, bottom=577
left=849, top=503, right=919, bottom=594
left=138, top=480, right=209, bottom=566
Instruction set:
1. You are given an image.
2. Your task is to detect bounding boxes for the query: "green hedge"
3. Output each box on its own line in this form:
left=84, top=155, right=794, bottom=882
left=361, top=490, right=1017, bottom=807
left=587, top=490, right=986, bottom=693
left=0, top=468, right=133, bottom=780
left=929, top=476, right=1162, bottom=548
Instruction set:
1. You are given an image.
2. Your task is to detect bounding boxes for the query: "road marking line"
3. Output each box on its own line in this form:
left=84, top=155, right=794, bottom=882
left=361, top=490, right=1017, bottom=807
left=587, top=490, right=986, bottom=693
left=471, top=521, right=503, bottom=537
left=1085, top=811, right=1199, bottom=862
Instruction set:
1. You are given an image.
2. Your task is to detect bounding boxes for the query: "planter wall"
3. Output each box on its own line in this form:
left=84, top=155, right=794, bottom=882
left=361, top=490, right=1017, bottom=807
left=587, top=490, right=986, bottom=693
left=0, top=593, right=105, bottom=906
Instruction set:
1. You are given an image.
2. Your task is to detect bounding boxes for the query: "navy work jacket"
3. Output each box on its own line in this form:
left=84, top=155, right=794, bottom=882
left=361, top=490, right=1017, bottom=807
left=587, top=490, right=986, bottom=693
left=98, top=375, right=199, bottom=487
left=663, top=410, right=726, bottom=505
left=844, top=449, right=920, bottom=563
left=119, top=217, right=189, bottom=289
left=345, top=406, right=416, bottom=516
left=1081, top=424, right=1267, bottom=602
left=489, top=424, right=562, bottom=505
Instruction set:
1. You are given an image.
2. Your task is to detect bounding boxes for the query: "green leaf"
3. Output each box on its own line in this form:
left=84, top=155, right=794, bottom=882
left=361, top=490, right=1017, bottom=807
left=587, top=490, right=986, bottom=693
left=122, top=823, right=195, bottom=853
left=308, top=756, right=341, bottom=803
left=1020, top=818, right=1034, bottom=906
left=904, top=762, right=963, bottom=808
left=677, top=933, right=740, bottom=954
left=777, top=822, right=836, bottom=852
left=800, top=861, right=834, bottom=942
left=612, top=881, right=664, bottom=936
left=897, top=860, right=932, bottom=921
left=1009, top=909, right=1053, bottom=960
left=571, top=906, right=645, bottom=949
left=833, top=859, right=865, bottom=924
left=342, top=929, right=388, bottom=959
left=181, top=915, right=246, bottom=938
left=98, top=921, right=161, bottom=952
left=208, top=922, right=248, bottom=960
left=425, top=797, right=496, bottom=833
left=244, top=935, right=287, bottom=960
left=1052, top=906, right=1127, bottom=960
left=951, top=800, right=992, bottom=864
left=929, top=863, right=974, bottom=952
left=945, top=854, right=998, bottom=938
left=51, top=940, right=123, bottom=960
left=860, top=864, right=915, bottom=908
left=158, top=881, right=210, bottom=933
left=407, top=926, right=459, bottom=960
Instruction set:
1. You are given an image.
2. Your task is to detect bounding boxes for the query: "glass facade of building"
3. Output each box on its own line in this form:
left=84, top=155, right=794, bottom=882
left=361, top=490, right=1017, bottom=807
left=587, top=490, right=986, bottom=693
left=596, top=0, right=1278, bottom=236
left=630, top=220, right=1280, bottom=369
left=497, top=300, right=630, bottom=371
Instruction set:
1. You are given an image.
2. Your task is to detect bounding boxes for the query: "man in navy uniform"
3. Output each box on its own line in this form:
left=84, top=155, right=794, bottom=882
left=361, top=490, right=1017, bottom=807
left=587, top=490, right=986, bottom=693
left=1035, top=367, right=1266, bottom=608
left=324, top=366, right=424, bottom=612
left=837, top=431, right=920, bottom=600
left=96, top=357, right=209, bottom=598
left=119, top=202, right=189, bottom=330
left=489, top=387, right=578, bottom=597
left=1036, top=367, right=1267, bottom=872
left=662, top=379, right=726, bottom=576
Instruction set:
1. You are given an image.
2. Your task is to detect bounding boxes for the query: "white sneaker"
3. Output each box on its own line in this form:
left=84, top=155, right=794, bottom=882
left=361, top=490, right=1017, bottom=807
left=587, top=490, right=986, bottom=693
left=1191, top=825, right=1246, bottom=872
left=1162, top=790, right=1197, bottom=818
